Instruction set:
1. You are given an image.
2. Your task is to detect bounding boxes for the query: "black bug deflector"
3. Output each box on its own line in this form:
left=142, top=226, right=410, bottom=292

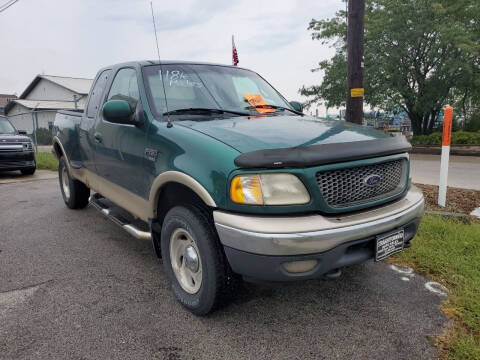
left=234, top=136, right=412, bottom=169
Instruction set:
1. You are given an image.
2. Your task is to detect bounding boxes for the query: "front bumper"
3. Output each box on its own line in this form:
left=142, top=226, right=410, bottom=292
left=0, top=150, right=35, bottom=171
left=214, top=186, right=424, bottom=281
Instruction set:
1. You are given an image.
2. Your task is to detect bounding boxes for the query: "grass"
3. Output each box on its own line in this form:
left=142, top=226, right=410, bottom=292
left=35, top=152, right=58, bottom=171
left=391, top=214, right=480, bottom=359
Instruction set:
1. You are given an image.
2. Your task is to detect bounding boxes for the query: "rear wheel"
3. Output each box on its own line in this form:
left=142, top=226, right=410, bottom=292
left=58, top=157, right=90, bottom=209
left=160, top=205, right=238, bottom=315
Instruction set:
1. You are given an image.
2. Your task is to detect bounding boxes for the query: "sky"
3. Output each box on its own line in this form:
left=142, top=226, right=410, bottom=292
left=0, top=0, right=344, bottom=116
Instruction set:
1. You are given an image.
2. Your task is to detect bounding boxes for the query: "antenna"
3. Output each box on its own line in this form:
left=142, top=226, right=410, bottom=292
left=150, top=1, right=172, bottom=128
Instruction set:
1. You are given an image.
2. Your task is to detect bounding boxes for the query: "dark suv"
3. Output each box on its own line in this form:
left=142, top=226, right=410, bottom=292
left=0, top=116, right=36, bottom=175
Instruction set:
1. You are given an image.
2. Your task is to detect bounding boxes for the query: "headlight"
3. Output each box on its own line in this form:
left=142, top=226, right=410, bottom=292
left=22, top=142, right=33, bottom=151
left=230, top=174, right=310, bottom=205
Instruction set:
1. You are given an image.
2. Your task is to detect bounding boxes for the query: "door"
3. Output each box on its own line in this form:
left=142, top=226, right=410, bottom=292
left=93, top=67, right=151, bottom=198
left=79, top=69, right=112, bottom=171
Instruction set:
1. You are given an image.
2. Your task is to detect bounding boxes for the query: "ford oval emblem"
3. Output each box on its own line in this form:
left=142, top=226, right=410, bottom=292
left=364, top=174, right=382, bottom=186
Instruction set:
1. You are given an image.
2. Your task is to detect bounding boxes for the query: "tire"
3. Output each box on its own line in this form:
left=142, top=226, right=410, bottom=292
left=161, top=205, right=238, bottom=315
left=21, top=165, right=36, bottom=175
left=58, top=157, right=90, bottom=209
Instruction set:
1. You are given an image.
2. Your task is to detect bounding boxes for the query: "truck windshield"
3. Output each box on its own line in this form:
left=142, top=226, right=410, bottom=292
left=0, top=119, right=16, bottom=134
left=142, top=64, right=294, bottom=119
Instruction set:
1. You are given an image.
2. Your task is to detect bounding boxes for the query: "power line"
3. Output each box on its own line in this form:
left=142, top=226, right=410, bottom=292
left=0, top=0, right=19, bottom=13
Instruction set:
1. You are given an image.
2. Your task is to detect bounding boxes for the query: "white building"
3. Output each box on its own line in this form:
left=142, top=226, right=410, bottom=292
left=5, top=75, right=92, bottom=133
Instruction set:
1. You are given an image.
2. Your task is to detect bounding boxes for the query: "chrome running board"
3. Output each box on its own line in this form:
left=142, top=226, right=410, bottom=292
left=89, top=193, right=152, bottom=241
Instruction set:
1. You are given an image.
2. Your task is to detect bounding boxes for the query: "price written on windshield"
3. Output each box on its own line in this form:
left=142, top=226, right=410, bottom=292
left=159, top=70, right=203, bottom=88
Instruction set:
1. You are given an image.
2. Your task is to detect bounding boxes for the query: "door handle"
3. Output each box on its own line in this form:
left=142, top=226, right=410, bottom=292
left=94, top=132, right=103, bottom=143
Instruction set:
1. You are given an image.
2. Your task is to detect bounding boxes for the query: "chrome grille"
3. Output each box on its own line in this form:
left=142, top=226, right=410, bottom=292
left=0, top=142, right=32, bottom=152
left=316, top=159, right=407, bottom=208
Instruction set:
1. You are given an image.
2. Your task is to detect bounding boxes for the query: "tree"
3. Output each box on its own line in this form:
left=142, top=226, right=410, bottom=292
left=301, top=0, right=480, bottom=135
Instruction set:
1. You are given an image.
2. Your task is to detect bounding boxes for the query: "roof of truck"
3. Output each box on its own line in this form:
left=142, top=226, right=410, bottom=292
left=98, top=60, right=251, bottom=72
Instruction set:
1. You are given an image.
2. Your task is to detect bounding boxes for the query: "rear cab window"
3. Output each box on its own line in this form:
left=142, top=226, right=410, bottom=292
left=86, top=69, right=112, bottom=118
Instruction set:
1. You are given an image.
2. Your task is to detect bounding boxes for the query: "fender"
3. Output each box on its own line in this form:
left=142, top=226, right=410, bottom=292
left=52, top=137, right=71, bottom=170
left=149, top=171, right=217, bottom=218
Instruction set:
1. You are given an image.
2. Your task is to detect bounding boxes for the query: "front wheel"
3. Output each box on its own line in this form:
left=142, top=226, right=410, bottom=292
left=58, top=157, right=90, bottom=209
left=160, top=205, right=238, bottom=315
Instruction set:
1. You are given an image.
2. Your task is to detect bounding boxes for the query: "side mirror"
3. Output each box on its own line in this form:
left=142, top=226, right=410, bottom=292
left=289, top=101, right=303, bottom=113
left=17, top=130, right=27, bottom=135
left=102, top=100, right=136, bottom=125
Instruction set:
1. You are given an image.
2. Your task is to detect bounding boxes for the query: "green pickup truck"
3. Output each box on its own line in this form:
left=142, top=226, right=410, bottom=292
left=53, top=61, right=424, bottom=315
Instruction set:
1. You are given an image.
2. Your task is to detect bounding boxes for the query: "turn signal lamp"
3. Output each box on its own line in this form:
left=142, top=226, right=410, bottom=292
left=230, top=174, right=310, bottom=205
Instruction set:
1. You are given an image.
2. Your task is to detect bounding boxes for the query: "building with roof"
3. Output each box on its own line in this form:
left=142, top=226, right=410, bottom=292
left=5, top=75, right=92, bottom=134
left=0, top=94, right=17, bottom=114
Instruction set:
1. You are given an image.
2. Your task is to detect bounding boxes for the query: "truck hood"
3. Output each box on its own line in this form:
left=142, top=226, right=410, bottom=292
left=177, top=115, right=389, bottom=153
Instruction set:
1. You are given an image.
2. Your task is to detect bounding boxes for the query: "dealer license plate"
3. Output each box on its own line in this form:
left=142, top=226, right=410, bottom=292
left=375, top=230, right=405, bottom=261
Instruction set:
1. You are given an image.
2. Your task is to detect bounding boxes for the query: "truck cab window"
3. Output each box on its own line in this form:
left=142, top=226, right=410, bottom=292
left=107, top=68, right=139, bottom=111
left=86, top=69, right=112, bottom=118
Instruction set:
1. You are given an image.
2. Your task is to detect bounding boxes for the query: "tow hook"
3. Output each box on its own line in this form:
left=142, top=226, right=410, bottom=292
left=323, top=268, right=342, bottom=280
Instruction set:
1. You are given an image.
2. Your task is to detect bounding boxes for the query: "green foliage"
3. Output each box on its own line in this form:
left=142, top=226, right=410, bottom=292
left=35, top=152, right=58, bottom=171
left=302, top=0, right=480, bottom=135
left=452, top=131, right=480, bottom=145
left=410, top=132, right=443, bottom=146
left=34, top=128, right=53, bottom=146
left=393, top=214, right=480, bottom=359
left=300, top=54, right=347, bottom=109
left=465, top=113, right=480, bottom=132
left=411, top=131, right=480, bottom=145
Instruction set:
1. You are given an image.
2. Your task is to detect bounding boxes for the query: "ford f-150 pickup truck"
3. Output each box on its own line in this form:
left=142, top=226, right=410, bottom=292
left=53, top=61, right=424, bottom=315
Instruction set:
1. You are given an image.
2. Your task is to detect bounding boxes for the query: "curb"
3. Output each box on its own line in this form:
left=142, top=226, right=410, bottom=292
left=411, top=145, right=480, bottom=157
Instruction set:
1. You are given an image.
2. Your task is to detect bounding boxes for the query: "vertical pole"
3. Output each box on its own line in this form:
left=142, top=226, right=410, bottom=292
left=31, top=104, right=39, bottom=152
left=346, top=0, right=365, bottom=124
left=34, top=111, right=39, bottom=153
left=31, top=109, right=37, bottom=151
left=438, top=106, right=453, bottom=207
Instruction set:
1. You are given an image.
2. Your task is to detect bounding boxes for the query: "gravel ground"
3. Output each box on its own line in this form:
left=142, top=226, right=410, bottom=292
left=0, top=178, right=447, bottom=360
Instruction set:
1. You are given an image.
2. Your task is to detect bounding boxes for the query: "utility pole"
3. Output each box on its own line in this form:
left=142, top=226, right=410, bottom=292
left=346, top=0, right=365, bottom=124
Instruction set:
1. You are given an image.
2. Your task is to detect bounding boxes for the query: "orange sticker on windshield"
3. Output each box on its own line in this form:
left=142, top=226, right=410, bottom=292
left=244, top=93, right=275, bottom=113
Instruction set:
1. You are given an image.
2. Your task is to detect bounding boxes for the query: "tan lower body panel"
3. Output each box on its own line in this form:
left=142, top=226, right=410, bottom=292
left=71, top=168, right=151, bottom=222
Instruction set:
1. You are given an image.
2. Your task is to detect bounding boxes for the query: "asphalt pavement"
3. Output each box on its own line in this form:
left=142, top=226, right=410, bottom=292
left=0, top=169, right=57, bottom=185
left=0, top=177, right=447, bottom=360
left=410, top=154, right=480, bottom=190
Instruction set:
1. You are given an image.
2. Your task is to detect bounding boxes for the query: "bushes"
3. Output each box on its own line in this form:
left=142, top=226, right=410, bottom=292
left=33, top=128, right=53, bottom=145
left=452, top=131, right=480, bottom=145
left=411, top=132, right=443, bottom=145
left=411, top=131, right=480, bottom=146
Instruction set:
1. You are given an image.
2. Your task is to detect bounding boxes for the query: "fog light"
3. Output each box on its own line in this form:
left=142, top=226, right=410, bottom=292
left=282, top=260, right=318, bottom=274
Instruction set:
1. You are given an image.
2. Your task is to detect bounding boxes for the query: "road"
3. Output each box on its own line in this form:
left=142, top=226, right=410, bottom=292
left=0, top=178, right=447, bottom=360
left=0, top=169, right=57, bottom=185
left=410, top=154, right=480, bottom=190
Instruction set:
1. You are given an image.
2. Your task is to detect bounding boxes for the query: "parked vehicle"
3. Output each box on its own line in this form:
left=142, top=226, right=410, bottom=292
left=53, top=61, right=424, bottom=315
left=0, top=115, right=35, bottom=175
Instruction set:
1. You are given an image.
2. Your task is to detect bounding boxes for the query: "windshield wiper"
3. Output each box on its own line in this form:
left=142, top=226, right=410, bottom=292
left=247, top=104, right=303, bottom=115
left=163, top=108, right=249, bottom=116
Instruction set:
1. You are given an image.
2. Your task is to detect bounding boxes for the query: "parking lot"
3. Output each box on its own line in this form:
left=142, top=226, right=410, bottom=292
left=0, top=177, right=447, bottom=360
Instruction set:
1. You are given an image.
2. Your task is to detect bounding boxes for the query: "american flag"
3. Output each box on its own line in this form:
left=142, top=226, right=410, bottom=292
left=232, top=35, right=239, bottom=66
